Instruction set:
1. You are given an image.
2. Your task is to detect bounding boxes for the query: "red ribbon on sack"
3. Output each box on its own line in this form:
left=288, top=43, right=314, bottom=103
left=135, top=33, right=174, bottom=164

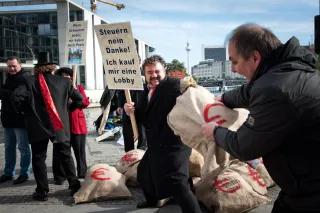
left=91, top=168, right=111, bottom=181
left=38, top=73, right=63, bottom=131
left=203, top=103, right=226, bottom=125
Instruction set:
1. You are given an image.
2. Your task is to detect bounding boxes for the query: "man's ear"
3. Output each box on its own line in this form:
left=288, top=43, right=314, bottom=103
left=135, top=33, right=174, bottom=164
left=252, top=50, right=262, bottom=68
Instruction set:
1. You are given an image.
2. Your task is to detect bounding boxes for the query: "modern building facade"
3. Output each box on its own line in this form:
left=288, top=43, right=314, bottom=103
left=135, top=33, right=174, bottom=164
left=191, top=59, right=243, bottom=80
left=202, top=45, right=227, bottom=61
left=0, top=0, right=154, bottom=102
left=191, top=59, right=223, bottom=79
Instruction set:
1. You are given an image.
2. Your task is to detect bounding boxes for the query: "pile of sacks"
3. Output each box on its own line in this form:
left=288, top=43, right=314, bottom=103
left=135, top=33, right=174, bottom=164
left=114, top=148, right=204, bottom=186
left=73, top=78, right=274, bottom=212
left=73, top=148, right=205, bottom=204
left=167, top=81, right=274, bottom=213
left=73, top=149, right=145, bottom=204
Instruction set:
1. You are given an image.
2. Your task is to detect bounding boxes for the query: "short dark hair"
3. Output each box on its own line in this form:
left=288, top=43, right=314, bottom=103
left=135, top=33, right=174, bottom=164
left=6, top=56, right=22, bottom=64
left=227, top=23, right=282, bottom=60
left=142, top=55, right=166, bottom=71
left=55, top=67, right=73, bottom=77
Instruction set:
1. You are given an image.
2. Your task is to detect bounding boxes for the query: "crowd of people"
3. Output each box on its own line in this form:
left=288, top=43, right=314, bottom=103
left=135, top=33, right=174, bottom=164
left=0, top=52, right=87, bottom=201
left=0, top=23, right=320, bottom=212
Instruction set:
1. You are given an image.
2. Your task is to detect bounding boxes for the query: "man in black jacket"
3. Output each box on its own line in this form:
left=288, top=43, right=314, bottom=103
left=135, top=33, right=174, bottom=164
left=0, top=56, right=31, bottom=185
left=124, top=55, right=201, bottom=213
left=13, top=52, right=83, bottom=201
left=202, top=23, right=320, bottom=212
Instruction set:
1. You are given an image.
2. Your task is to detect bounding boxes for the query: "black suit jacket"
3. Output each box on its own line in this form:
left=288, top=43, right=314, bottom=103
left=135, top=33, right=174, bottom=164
left=13, top=74, right=83, bottom=143
left=135, top=77, right=191, bottom=198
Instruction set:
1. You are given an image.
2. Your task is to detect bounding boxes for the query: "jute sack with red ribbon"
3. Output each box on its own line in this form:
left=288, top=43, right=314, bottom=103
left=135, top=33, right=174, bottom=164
left=73, top=164, right=131, bottom=204
left=124, top=162, right=140, bottom=187
left=167, top=86, right=249, bottom=177
left=115, top=149, right=145, bottom=174
left=189, top=148, right=204, bottom=177
left=195, top=160, right=271, bottom=213
left=255, top=162, right=275, bottom=188
left=114, top=149, right=145, bottom=186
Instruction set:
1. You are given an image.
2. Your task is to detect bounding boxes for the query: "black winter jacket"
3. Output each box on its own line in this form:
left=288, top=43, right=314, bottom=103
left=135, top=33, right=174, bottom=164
left=216, top=37, right=320, bottom=211
left=12, top=74, right=83, bottom=143
left=0, top=69, right=30, bottom=128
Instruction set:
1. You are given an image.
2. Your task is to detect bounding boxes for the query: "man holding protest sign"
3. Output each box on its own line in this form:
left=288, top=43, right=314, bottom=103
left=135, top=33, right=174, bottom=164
left=124, top=55, right=202, bottom=213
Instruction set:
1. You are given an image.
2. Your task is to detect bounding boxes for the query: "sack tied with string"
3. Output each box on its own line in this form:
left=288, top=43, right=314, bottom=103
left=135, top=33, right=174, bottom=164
left=73, top=164, right=132, bottom=204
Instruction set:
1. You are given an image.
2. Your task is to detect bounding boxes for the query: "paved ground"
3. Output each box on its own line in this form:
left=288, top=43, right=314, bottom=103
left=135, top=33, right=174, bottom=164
left=0, top=107, right=278, bottom=213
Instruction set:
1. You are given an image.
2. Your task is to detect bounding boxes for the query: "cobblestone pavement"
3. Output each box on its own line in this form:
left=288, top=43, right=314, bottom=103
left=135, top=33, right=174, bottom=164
left=0, top=107, right=278, bottom=213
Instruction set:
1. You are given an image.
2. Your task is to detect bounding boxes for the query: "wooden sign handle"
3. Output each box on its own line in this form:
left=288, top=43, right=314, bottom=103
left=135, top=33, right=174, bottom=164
left=72, top=65, right=77, bottom=88
left=124, top=89, right=139, bottom=142
left=98, top=102, right=111, bottom=135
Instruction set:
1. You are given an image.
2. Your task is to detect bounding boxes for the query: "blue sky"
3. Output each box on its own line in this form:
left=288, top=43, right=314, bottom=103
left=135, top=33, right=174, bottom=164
left=1, top=0, right=318, bottom=69
left=74, top=0, right=318, bottom=69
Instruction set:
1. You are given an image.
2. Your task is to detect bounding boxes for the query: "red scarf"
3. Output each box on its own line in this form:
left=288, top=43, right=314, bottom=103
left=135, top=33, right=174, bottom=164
left=38, top=74, right=63, bottom=131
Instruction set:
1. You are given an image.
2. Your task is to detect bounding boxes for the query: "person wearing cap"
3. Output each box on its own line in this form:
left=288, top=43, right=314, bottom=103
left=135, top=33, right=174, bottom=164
left=0, top=56, right=31, bottom=185
left=52, top=67, right=90, bottom=184
left=12, top=52, right=83, bottom=201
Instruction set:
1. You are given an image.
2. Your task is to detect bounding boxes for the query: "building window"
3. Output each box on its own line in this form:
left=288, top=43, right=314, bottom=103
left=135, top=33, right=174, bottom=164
left=38, top=24, right=51, bottom=35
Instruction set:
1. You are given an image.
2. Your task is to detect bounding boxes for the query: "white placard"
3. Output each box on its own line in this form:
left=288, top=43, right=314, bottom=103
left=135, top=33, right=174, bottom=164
left=94, top=22, right=143, bottom=90
left=65, top=20, right=88, bottom=65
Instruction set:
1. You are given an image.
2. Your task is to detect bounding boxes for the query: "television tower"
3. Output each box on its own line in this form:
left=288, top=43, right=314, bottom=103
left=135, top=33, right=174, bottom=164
left=186, top=41, right=191, bottom=74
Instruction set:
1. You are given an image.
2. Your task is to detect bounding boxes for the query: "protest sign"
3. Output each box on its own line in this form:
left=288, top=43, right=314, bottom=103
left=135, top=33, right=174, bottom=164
left=65, top=21, right=88, bottom=65
left=94, top=22, right=143, bottom=90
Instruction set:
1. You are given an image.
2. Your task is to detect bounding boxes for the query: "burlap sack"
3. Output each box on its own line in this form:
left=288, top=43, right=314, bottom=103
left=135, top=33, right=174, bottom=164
left=167, top=86, right=248, bottom=176
left=195, top=161, right=270, bottom=213
left=115, top=149, right=145, bottom=174
left=73, top=164, right=132, bottom=204
left=229, top=160, right=268, bottom=195
left=192, top=177, right=201, bottom=185
left=189, top=148, right=204, bottom=177
left=255, top=163, right=275, bottom=188
left=123, top=162, right=139, bottom=187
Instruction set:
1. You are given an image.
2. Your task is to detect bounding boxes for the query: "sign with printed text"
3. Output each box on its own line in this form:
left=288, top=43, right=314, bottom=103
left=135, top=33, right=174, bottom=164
left=94, top=22, right=143, bottom=90
left=65, top=20, right=88, bottom=65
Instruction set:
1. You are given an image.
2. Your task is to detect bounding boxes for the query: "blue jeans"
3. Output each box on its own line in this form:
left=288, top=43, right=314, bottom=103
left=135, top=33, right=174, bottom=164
left=3, top=128, right=31, bottom=177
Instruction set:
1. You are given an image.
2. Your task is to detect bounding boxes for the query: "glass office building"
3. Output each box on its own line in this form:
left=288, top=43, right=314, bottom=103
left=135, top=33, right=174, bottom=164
left=0, top=11, right=59, bottom=63
left=0, top=0, right=154, bottom=100
left=203, top=47, right=226, bottom=61
left=0, top=9, right=85, bottom=63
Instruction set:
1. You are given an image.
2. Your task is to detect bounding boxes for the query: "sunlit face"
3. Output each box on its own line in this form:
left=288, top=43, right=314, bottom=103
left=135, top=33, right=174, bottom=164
left=6, top=59, right=22, bottom=75
left=228, top=41, right=260, bottom=81
left=144, top=62, right=166, bottom=87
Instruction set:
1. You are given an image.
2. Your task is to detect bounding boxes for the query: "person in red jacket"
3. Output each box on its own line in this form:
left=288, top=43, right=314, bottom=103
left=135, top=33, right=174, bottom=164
left=53, top=67, right=90, bottom=183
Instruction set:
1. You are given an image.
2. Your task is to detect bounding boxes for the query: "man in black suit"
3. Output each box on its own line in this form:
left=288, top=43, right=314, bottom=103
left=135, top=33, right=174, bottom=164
left=124, top=55, right=201, bottom=213
left=12, top=52, right=83, bottom=201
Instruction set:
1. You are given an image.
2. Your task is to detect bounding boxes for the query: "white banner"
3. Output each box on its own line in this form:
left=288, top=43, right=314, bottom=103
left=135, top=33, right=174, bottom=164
left=94, top=22, right=143, bottom=90
left=65, top=20, right=88, bottom=65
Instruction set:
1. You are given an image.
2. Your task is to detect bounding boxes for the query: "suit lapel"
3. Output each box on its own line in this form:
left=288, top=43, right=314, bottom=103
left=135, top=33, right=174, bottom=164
left=145, top=77, right=168, bottom=114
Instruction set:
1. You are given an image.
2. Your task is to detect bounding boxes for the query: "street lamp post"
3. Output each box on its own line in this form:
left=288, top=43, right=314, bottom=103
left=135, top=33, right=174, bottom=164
left=186, top=41, right=190, bottom=74
left=90, top=0, right=125, bottom=12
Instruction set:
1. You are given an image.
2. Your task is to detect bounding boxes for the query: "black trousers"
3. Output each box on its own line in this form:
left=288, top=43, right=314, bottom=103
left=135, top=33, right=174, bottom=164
left=137, top=155, right=202, bottom=213
left=31, top=139, right=78, bottom=193
left=122, top=114, right=147, bottom=152
left=53, top=134, right=87, bottom=180
left=71, top=134, right=87, bottom=177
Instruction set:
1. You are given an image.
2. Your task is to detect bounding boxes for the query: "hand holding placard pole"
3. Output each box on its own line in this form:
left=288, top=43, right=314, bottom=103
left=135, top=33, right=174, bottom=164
left=124, top=89, right=139, bottom=143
